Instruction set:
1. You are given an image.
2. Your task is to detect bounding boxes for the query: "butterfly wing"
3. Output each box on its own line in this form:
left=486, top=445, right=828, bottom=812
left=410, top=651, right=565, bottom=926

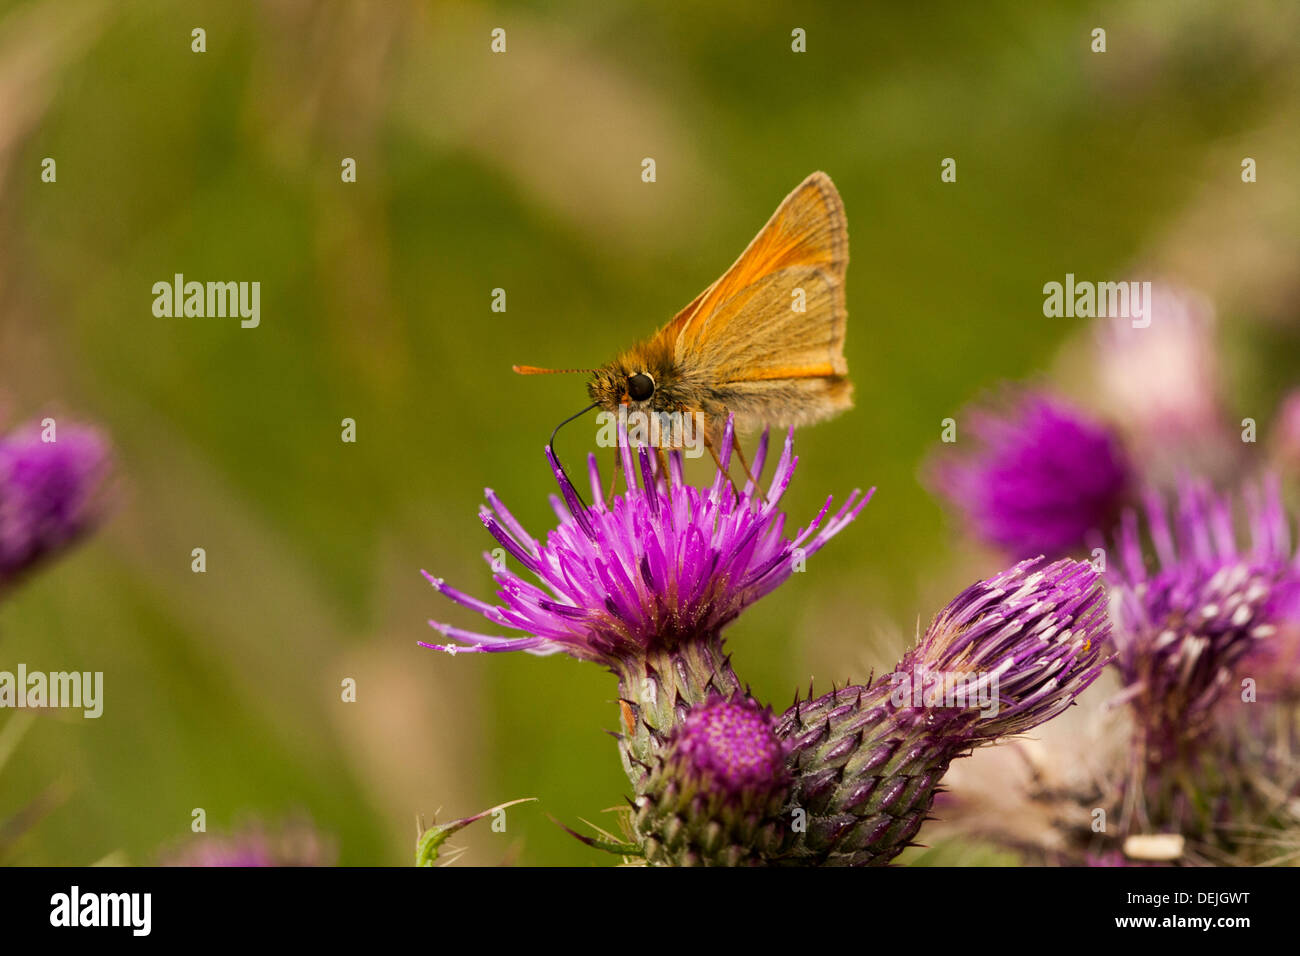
left=659, top=172, right=851, bottom=427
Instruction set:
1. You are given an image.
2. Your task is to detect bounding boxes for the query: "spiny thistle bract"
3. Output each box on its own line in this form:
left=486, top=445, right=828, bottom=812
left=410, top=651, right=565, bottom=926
left=414, top=799, right=537, bottom=867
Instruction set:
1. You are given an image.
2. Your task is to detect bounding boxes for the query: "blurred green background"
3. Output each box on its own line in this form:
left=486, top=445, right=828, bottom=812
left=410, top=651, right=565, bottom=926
left=1, top=0, right=1298, bottom=865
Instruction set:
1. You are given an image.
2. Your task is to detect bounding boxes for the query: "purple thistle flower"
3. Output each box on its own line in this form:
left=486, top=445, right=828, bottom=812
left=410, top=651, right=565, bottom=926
left=0, top=419, right=113, bottom=593
left=157, top=819, right=335, bottom=867
left=776, top=557, right=1110, bottom=865
left=421, top=416, right=870, bottom=790
left=1108, top=477, right=1298, bottom=750
left=634, top=696, right=792, bottom=866
left=1102, top=476, right=1300, bottom=846
left=421, top=416, right=868, bottom=665
left=969, top=480, right=1300, bottom=864
left=928, top=391, right=1133, bottom=559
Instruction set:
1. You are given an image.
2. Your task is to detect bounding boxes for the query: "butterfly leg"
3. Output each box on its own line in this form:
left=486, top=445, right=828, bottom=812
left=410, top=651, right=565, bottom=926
left=606, top=445, right=622, bottom=508
left=730, top=431, right=760, bottom=488
left=654, top=446, right=672, bottom=490
left=704, top=431, right=743, bottom=498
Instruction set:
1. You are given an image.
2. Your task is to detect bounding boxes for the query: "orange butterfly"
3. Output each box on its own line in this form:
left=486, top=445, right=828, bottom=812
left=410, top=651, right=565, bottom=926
left=516, top=171, right=852, bottom=480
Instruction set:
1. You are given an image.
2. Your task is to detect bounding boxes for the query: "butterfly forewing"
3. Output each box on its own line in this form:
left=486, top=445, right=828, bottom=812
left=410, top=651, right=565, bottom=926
left=656, top=172, right=850, bottom=428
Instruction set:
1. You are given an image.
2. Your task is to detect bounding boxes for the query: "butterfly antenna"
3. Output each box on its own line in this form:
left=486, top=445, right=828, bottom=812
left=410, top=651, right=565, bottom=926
left=549, top=402, right=600, bottom=509
left=513, top=365, right=594, bottom=375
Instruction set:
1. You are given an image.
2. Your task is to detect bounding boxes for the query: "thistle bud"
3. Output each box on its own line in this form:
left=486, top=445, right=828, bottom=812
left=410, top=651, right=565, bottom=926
left=777, top=557, right=1110, bottom=865
left=634, top=696, right=791, bottom=866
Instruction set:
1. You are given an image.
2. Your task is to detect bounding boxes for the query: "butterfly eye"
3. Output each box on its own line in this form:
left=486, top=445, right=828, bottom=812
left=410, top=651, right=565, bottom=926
left=627, top=373, right=655, bottom=402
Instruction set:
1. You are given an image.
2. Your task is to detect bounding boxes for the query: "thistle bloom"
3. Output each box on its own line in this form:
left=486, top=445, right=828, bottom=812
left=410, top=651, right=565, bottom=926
left=1108, top=477, right=1298, bottom=750
left=928, top=391, right=1132, bottom=559
left=423, top=418, right=867, bottom=663
left=422, top=418, right=870, bottom=781
left=929, top=483, right=1300, bottom=865
left=158, top=820, right=335, bottom=867
left=0, top=420, right=113, bottom=593
left=777, top=557, right=1110, bottom=865
left=634, top=696, right=792, bottom=866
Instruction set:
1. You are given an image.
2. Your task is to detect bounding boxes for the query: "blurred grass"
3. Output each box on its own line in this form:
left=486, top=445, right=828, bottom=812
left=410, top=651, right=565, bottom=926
left=1, top=0, right=1297, bottom=865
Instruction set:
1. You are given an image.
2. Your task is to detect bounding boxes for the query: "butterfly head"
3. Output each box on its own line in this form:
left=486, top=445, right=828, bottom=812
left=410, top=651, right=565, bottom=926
left=588, top=357, right=679, bottom=415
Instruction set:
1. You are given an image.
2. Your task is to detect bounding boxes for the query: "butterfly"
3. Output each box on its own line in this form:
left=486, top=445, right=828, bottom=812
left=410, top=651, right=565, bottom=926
left=516, top=171, right=852, bottom=483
